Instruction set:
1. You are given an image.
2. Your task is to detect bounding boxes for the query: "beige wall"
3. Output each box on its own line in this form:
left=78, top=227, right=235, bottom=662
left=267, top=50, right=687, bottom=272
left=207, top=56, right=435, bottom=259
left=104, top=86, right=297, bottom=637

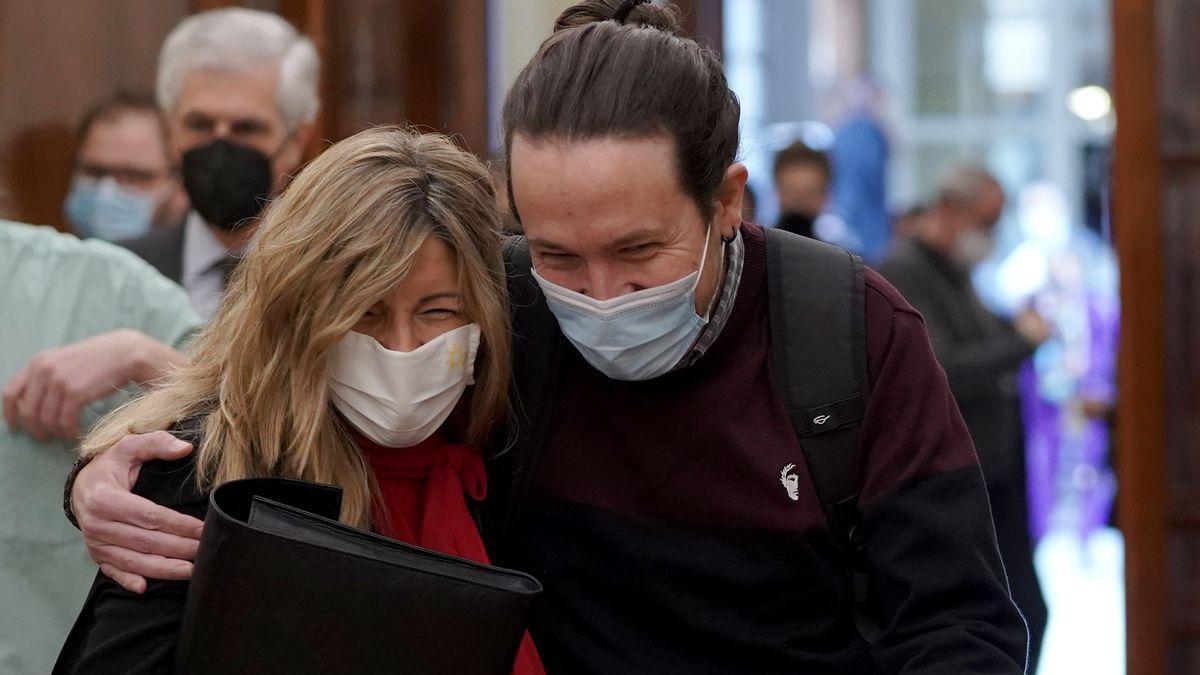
left=499, top=0, right=573, bottom=88
left=488, top=0, right=573, bottom=151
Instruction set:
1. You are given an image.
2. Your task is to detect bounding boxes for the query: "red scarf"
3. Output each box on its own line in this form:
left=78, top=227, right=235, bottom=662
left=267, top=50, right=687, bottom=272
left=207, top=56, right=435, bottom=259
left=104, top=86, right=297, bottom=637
left=352, top=430, right=544, bottom=675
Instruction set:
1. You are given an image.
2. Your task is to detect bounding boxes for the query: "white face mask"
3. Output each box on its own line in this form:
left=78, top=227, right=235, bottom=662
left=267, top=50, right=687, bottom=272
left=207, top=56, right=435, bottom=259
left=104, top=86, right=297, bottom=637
left=327, top=323, right=481, bottom=448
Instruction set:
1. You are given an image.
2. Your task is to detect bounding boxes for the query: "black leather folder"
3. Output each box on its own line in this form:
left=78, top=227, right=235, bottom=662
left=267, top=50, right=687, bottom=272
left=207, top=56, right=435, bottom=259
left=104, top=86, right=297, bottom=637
left=174, top=477, right=542, bottom=675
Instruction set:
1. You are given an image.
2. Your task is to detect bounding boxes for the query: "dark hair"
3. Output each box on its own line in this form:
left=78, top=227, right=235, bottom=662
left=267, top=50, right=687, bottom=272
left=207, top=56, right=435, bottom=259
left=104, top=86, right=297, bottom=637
left=74, top=92, right=169, bottom=162
left=772, top=141, right=830, bottom=182
left=502, top=0, right=740, bottom=223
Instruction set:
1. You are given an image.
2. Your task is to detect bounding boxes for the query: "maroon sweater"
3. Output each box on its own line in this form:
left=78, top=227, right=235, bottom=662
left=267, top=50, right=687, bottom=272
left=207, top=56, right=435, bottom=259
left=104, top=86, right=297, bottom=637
left=499, top=225, right=1027, bottom=674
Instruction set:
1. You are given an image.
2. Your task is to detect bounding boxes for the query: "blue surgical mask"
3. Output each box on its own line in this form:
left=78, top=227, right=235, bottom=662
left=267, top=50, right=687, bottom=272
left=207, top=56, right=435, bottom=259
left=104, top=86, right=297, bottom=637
left=63, top=176, right=157, bottom=241
left=532, top=226, right=715, bottom=381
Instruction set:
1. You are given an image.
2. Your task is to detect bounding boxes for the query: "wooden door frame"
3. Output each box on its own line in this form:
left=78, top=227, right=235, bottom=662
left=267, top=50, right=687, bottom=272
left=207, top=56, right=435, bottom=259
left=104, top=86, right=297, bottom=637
left=1112, top=0, right=1167, bottom=673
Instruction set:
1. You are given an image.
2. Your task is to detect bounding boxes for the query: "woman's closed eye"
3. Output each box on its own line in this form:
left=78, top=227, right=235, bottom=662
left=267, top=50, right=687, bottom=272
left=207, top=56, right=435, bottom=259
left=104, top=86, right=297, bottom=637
left=419, top=307, right=462, bottom=322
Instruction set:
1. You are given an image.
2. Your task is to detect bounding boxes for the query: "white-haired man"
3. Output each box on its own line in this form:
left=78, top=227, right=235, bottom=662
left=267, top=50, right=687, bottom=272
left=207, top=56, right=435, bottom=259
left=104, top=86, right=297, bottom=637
left=119, top=7, right=319, bottom=320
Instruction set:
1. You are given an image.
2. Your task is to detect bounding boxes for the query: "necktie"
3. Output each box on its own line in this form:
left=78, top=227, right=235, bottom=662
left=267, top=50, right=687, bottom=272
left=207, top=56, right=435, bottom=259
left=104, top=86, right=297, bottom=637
left=210, top=254, right=241, bottom=291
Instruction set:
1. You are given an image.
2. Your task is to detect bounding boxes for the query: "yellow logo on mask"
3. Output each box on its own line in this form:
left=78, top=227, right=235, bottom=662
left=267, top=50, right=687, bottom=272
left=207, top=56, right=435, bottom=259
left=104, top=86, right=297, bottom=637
left=446, top=343, right=467, bottom=368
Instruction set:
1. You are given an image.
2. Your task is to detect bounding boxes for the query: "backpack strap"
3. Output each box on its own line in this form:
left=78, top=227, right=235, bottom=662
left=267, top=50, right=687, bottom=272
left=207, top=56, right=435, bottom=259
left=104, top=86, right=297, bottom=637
left=763, top=228, right=877, bottom=639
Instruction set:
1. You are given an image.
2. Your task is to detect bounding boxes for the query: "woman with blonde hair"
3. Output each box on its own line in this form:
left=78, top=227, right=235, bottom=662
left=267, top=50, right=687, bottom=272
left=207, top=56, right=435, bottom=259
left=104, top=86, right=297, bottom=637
left=55, top=126, right=542, bottom=674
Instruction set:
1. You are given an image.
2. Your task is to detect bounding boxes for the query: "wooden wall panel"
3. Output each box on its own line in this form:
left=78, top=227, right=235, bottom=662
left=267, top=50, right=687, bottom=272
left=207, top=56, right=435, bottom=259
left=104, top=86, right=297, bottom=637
left=323, top=0, right=489, bottom=153
left=675, top=0, right=724, bottom=54
left=1157, top=0, right=1200, bottom=159
left=1159, top=0, right=1200, bottom=666
left=0, top=1, right=188, bottom=228
left=1161, top=164, right=1200, bottom=668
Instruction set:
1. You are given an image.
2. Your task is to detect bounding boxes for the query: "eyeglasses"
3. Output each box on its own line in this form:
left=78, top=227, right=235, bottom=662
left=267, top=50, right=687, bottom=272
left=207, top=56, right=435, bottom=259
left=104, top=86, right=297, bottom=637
left=74, top=161, right=175, bottom=191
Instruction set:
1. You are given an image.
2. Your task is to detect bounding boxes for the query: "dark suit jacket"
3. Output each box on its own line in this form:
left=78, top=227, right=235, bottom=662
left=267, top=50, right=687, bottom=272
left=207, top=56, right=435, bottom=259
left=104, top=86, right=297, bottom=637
left=116, top=220, right=186, bottom=284
left=878, top=239, right=1034, bottom=489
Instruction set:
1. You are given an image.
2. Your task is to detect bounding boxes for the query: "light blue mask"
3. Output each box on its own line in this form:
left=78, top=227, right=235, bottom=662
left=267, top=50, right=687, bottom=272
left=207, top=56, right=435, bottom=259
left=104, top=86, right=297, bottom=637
left=64, top=176, right=156, bottom=241
left=532, top=227, right=715, bottom=381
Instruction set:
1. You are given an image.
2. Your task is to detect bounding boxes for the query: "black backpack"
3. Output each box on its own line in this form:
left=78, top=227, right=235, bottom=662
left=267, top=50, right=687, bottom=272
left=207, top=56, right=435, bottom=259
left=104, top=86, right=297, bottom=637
left=488, top=227, right=877, bottom=638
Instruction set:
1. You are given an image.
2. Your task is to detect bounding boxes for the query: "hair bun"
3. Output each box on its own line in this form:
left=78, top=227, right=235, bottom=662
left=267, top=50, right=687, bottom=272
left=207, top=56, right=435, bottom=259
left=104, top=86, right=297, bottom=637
left=554, top=0, right=681, bottom=35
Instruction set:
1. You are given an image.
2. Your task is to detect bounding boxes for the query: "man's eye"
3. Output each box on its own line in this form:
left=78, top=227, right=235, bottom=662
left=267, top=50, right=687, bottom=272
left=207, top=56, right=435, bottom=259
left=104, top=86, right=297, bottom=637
left=621, top=243, right=657, bottom=256
left=232, top=121, right=268, bottom=136
left=185, top=118, right=214, bottom=132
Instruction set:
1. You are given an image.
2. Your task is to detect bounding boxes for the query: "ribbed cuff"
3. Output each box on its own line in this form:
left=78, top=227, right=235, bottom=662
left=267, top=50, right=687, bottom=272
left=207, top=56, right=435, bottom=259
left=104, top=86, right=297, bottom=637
left=63, top=455, right=91, bottom=530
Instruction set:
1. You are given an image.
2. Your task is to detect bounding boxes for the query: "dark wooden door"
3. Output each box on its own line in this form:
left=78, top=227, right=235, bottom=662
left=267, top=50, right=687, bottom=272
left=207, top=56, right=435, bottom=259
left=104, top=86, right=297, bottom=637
left=1113, top=0, right=1200, bottom=672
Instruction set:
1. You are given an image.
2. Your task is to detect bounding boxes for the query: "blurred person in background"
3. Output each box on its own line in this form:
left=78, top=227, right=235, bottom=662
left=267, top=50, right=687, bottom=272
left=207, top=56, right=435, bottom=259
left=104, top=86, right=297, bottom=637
left=120, top=8, right=318, bottom=320
left=0, top=221, right=198, bottom=675
left=879, top=164, right=1051, bottom=669
left=772, top=140, right=829, bottom=238
left=891, top=203, right=928, bottom=244
left=828, top=78, right=890, bottom=262
left=62, top=93, right=188, bottom=243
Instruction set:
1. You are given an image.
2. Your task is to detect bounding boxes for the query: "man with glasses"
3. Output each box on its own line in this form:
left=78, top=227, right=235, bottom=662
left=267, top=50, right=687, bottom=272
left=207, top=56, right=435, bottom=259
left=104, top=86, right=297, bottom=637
left=63, top=93, right=188, bottom=243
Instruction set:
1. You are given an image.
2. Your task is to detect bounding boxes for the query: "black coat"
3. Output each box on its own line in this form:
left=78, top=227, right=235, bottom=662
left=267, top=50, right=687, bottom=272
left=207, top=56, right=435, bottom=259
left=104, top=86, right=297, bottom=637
left=116, top=220, right=186, bottom=284
left=878, top=239, right=1034, bottom=490
left=878, top=238, right=1049, bottom=665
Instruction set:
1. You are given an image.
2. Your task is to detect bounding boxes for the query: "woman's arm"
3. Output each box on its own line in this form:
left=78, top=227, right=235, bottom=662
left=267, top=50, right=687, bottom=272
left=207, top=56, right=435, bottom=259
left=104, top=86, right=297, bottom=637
left=56, top=455, right=207, bottom=674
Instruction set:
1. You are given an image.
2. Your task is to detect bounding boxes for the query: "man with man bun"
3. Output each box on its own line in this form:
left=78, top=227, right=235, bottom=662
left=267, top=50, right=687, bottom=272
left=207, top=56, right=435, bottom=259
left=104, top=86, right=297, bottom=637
left=70, top=4, right=1029, bottom=673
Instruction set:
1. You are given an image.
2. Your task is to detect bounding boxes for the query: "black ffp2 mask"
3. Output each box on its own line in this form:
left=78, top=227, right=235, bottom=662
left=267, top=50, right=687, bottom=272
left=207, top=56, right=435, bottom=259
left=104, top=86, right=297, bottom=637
left=182, top=139, right=274, bottom=231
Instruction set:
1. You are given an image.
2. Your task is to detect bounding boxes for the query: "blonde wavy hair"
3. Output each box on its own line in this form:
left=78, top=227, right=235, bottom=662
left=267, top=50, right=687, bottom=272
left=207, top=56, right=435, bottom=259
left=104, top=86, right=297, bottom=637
left=81, top=127, right=512, bottom=528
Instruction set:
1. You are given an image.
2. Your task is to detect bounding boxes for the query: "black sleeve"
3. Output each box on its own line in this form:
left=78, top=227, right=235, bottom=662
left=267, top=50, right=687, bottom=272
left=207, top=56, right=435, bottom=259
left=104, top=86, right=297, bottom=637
left=857, top=305, right=1028, bottom=674
left=54, top=456, right=207, bottom=675
left=878, top=258, right=1033, bottom=399
left=922, top=317, right=1033, bottom=399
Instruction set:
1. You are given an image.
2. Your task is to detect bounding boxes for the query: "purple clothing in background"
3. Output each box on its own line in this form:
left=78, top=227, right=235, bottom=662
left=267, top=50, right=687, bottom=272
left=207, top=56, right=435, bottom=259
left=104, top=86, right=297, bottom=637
left=1020, top=289, right=1119, bottom=542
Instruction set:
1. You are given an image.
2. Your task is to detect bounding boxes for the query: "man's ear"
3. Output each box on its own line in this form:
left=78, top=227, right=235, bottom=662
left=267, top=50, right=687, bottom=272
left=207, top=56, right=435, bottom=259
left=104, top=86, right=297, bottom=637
left=293, top=120, right=317, bottom=154
left=714, top=162, right=749, bottom=239
left=273, top=121, right=318, bottom=192
left=160, top=181, right=191, bottom=225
